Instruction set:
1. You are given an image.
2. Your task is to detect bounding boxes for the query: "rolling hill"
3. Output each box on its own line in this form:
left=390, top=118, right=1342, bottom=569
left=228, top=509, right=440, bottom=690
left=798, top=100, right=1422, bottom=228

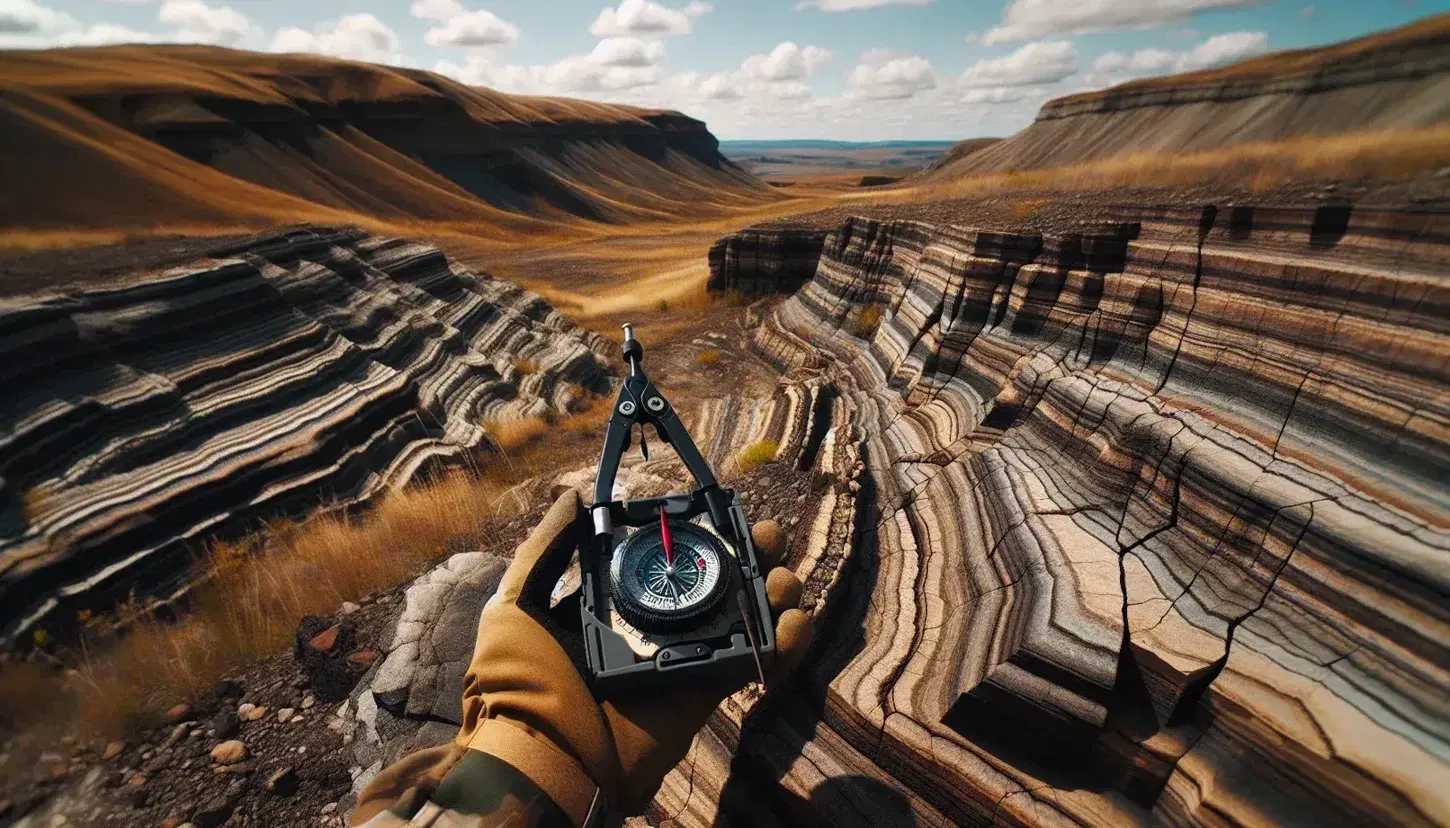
left=0, top=45, right=777, bottom=244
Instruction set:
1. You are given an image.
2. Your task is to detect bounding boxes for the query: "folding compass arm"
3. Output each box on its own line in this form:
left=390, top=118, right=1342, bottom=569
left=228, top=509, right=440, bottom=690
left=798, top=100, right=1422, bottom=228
left=592, top=325, right=729, bottom=533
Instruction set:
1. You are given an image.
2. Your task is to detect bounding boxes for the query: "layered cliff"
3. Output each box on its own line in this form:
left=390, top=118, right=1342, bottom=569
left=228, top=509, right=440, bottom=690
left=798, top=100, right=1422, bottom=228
left=0, top=228, right=611, bottom=645
left=931, top=13, right=1450, bottom=178
left=681, top=205, right=1450, bottom=826
left=0, top=46, right=774, bottom=239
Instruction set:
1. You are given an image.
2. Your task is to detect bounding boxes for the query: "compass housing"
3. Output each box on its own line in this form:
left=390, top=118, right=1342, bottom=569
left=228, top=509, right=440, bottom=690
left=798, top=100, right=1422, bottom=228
left=609, top=519, right=730, bottom=633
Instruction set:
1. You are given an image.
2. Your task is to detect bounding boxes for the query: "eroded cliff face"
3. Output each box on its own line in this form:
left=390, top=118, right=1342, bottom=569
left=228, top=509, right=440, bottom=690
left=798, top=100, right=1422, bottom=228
left=685, top=206, right=1449, bottom=826
left=930, top=13, right=1450, bottom=177
left=0, top=228, right=610, bottom=644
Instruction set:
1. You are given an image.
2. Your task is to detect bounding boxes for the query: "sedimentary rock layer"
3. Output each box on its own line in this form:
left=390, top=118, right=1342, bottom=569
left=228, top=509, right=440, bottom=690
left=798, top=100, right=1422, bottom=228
left=700, top=204, right=1450, bottom=826
left=708, top=228, right=829, bottom=294
left=930, top=14, right=1450, bottom=177
left=0, top=227, right=610, bottom=645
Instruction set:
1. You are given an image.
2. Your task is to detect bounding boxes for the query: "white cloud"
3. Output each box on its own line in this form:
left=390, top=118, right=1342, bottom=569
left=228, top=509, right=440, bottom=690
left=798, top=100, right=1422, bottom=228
left=158, top=0, right=253, bottom=46
left=0, top=0, right=75, bottom=36
left=423, top=9, right=518, bottom=48
left=796, top=0, right=935, bottom=9
left=589, top=0, right=708, bottom=38
left=698, top=74, right=740, bottom=100
left=980, top=0, right=1268, bottom=44
left=271, top=14, right=410, bottom=66
left=961, top=86, right=1034, bottom=104
left=1089, top=30, right=1266, bottom=83
left=60, top=22, right=157, bottom=45
left=1092, top=47, right=1175, bottom=74
left=437, top=48, right=663, bottom=95
left=411, top=0, right=465, bottom=22
left=591, top=36, right=666, bottom=67
left=741, top=42, right=832, bottom=81
left=846, top=48, right=935, bottom=100
left=960, top=40, right=1077, bottom=87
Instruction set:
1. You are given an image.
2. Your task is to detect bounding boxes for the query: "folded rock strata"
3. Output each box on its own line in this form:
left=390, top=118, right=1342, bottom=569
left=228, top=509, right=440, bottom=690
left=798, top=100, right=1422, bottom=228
left=694, top=205, right=1450, bottom=826
left=0, top=227, right=610, bottom=644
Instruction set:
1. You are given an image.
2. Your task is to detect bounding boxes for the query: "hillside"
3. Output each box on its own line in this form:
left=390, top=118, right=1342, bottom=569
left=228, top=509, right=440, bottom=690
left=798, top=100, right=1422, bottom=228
left=928, top=13, right=1450, bottom=178
left=0, top=45, right=776, bottom=245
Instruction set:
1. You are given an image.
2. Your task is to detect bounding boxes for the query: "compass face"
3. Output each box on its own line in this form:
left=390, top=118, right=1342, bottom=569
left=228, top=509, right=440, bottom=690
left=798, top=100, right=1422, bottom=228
left=609, top=519, right=730, bottom=633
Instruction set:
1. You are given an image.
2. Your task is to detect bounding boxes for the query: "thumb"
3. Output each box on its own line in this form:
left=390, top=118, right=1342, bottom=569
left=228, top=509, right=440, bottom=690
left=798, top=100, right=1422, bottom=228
left=495, top=491, right=586, bottom=607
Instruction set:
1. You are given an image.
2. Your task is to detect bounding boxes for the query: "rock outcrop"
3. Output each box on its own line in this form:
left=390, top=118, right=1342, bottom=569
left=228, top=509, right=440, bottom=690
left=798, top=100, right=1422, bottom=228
left=0, top=227, right=610, bottom=645
left=688, top=204, right=1450, bottom=826
left=0, top=45, right=775, bottom=237
left=707, top=228, right=829, bottom=295
left=930, top=13, right=1450, bottom=178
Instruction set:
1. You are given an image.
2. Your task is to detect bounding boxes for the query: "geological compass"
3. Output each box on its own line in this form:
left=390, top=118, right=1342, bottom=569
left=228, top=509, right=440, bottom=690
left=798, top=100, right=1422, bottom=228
left=581, top=324, right=775, bottom=693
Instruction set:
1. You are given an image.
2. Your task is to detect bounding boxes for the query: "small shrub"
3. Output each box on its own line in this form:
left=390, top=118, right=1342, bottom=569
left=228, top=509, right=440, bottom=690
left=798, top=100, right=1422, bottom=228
left=697, top=349, right=722, bottom=367
left=855, top=304, right=885, bottom=337
left=734, top=440, right=779, bottom=474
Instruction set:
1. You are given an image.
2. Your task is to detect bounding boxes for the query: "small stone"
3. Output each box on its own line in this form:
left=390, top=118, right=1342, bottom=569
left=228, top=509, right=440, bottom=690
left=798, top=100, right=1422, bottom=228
left=301, top=695, right=315, bottom=710
left=276, top=708, right=295, bottom=723
left=210, top=709, right=240, bottom=739
left=308, top=625, right=341, bottom=653
left=347, top=649, right=377, bottom=668
left=321, top=802, right=337, bottom=814
left=162, top=723, right=190, bottom=749
left=142, top=752, right=171, bottom=774
left=265, top=766, right=299, bottom=797
left=297, top=746, right=307, bottom=754
left=340, top=601, right=360, bottom=615
left=238, top=703, right=267, bottom=722
left=165, top=703, right=192, bottom=724
left=103, top=741, right=125, bottom=760
left=209, top=741, right=247, bottom=765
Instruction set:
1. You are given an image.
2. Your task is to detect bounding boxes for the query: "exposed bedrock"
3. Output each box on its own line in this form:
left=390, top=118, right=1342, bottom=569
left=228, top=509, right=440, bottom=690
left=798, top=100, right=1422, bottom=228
left=698, top=205, right=1450, bottom=826
left=0, top=227, right=611, bottom=645
left=707, top=228, right=828, bottom=294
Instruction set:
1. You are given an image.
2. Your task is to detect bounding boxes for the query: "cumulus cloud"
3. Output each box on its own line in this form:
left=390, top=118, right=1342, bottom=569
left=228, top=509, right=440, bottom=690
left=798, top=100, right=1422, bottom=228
left=960, top=40, right=1078, bottom=87
left=437, top=48, right=663, bottom=95
left=1091, top=31, right=1266, bottom=81
left=0, top=0, right=167, bottom=47
left=158, top=0, right=253, bottom=46
left=423, top=9, right=519, bottom=48
left=591, top=36, right=666, bottom=67
left=979, top=0, right=1269, bottom=44
left=589, top=0, right=709, bottom=38
left=846, top=48, right=935, bottom=100
left=0, top=0, right=73, bottom=35
left=961, top=86, right=1034, bottom=104
left=271, top=14, right=410, bottom=65
left=796, top=0, right=935, bottom=9
left=411, top=0, right=465, bottom=21
left=741, top=42, right=831, bottom=81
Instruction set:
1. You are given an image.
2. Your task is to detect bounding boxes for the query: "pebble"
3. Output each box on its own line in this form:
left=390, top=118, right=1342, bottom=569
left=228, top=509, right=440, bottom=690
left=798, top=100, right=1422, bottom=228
left=276, top=708, right=295, bottom=723
left=209, top=741, right=247, bottom=765
left=340, top=601, right=360, bottom=615
left=301, top=695, right=316, bottom=710
left=321, top=803, right=337, bottom=814
left=238, top=703, right=268, bottom=722
left=165, top=703, right=192, bottom=724
left=103, top=741, right=125, bottom=760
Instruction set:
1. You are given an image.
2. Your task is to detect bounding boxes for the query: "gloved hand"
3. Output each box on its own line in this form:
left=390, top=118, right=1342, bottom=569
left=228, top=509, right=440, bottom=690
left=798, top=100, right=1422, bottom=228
left=353, top=491, right=813, bottom=826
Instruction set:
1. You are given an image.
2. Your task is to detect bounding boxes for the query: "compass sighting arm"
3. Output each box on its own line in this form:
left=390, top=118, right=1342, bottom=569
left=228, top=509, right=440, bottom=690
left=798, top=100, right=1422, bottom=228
left=593, top=324, right=723, bottom=519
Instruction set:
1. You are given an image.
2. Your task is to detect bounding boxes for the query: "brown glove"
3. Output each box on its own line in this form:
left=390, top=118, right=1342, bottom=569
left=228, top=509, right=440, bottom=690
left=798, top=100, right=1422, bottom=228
left=354, top=492, right=813, bottom=825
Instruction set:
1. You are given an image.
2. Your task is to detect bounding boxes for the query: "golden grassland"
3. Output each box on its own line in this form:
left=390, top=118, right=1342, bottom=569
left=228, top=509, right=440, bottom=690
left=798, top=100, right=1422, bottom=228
left=852, top=124, right=1450, bottom=207
left=1, top=398, right=618, bottom=742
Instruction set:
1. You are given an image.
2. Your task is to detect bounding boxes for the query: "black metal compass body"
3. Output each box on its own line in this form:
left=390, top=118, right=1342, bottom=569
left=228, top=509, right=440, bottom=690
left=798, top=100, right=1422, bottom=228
left=580, top=325, right=776, bottom=694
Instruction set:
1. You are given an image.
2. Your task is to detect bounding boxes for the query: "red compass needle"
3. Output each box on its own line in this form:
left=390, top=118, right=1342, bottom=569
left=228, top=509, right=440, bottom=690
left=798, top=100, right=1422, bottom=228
left=659, top=507, right=674, bottom=566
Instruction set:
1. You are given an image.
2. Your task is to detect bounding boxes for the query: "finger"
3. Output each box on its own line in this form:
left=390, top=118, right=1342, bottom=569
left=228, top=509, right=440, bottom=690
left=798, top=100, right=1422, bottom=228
left=768, top=608, right=813, bottom=684
left=497, top=491, right=585, bottom=606
left=751, top=519, right=786, bottom=570
left=765, top=567, right=803, bottom=616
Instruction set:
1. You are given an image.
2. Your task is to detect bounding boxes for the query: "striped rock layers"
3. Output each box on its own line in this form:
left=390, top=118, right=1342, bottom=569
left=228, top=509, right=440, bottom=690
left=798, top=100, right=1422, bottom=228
left=703, top=207, right=1450, bottom=827
left=708, top=228, right=830, bottom=295
left=0, top=228, right=610, bottom=644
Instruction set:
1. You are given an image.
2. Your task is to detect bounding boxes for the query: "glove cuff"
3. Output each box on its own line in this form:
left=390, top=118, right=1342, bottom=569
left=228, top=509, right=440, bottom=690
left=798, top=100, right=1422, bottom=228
left=465, top=718, right=604, bottom=827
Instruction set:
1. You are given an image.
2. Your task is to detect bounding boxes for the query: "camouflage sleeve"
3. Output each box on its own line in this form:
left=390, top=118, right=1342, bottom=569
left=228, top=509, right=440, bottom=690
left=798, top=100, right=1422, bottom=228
left=354, top=748, right=574, bottom=828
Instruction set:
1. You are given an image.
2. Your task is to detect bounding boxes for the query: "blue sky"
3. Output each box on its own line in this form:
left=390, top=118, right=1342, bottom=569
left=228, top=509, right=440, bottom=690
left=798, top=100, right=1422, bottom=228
left=3, top=0, right=1446, bottom=139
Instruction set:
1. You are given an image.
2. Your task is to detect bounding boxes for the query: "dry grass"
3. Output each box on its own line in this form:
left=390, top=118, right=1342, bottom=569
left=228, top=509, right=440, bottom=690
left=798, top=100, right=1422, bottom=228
left=906, top=125, right=1450, bottom=203
left=510, top=355, right=540, bottom=375
left=855, top=304, right=886, bottom=337
left=3, top=400, right=619, bottom=740
left=1010, top=199, right=1048, bottom=222
left=732, top=440, right=779, bottom=475
left=697, top=349, right=722, bottom=367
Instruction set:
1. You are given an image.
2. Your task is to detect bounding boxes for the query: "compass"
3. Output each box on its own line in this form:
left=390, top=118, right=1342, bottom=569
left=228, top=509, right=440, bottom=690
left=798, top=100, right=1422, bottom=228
left=609, top=511, right=730, bottom=633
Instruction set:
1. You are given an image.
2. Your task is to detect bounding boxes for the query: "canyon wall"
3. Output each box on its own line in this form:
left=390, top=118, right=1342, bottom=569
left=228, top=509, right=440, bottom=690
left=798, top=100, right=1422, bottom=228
left=0, top=228, right=611, bottom=645
left=0, top=45, right=774, bottom=237
left=931, top=13, right=1450, bottom=178
left=683, top=205, right=1449, bottom=826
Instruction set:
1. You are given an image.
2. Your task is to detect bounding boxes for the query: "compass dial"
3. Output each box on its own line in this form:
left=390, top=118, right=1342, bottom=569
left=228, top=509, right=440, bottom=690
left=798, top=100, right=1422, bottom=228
left=610, top=519, right=730, bottom=633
